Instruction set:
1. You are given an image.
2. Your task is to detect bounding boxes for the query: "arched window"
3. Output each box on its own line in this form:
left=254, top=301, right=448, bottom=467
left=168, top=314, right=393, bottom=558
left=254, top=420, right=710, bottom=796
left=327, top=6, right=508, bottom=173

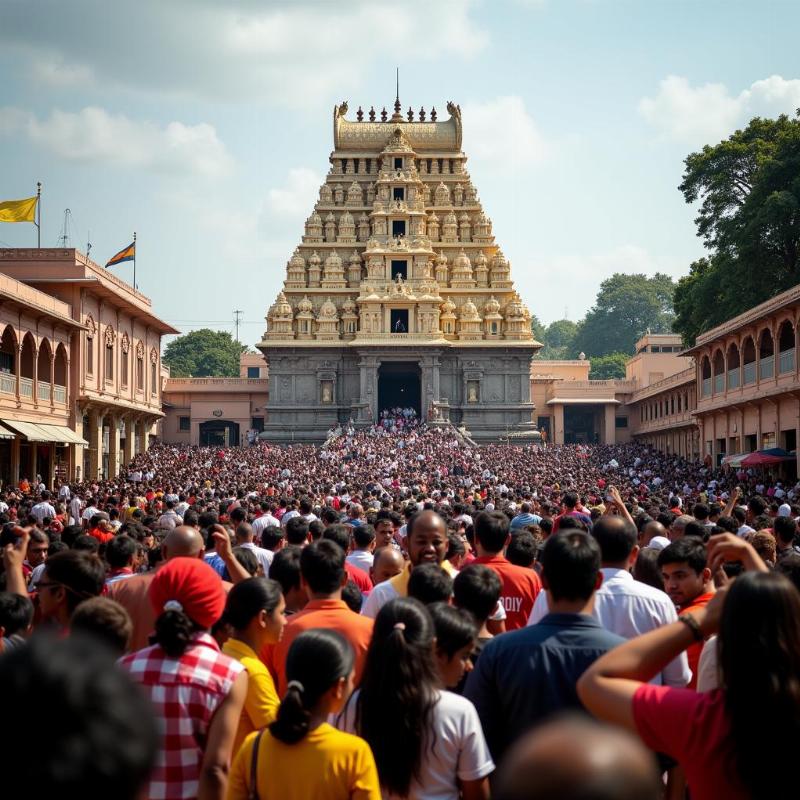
left=742, top=337, right=756, bottom=385
left=700, top=355, right=712, bottom=397
left=778, top=320, right=795, bottom=374
left=727, top=343, right=740, bottom=389
left=712, top=349, right=725, bottom=394
left=37, top=339, right=51, bottom=402
left=54, top=344, right=67, bottom=402
left=136, top=343, right=144, bottom=391
left=759, top=329, right=774, bottom=380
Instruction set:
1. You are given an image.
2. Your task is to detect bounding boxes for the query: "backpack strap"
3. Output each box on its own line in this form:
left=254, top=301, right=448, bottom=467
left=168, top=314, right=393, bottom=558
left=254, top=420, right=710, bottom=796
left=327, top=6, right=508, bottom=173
left=247, top=729, right=267, bottom=800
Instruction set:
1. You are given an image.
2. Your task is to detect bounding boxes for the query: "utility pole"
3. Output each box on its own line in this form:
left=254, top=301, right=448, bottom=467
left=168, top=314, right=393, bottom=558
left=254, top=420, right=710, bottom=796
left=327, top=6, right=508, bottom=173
left=233, top=310, right=243, bottom=343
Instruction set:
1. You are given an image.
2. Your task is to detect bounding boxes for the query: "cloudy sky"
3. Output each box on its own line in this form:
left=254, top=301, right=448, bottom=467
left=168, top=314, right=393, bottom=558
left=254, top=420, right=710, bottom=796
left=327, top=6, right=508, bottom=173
left=1, top=0, right=798, bottom=345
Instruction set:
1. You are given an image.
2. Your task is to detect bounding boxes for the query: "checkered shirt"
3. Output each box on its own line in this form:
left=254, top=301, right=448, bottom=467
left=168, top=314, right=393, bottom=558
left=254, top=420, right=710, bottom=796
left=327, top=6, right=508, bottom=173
left=119, top=632, right=245, bottom=800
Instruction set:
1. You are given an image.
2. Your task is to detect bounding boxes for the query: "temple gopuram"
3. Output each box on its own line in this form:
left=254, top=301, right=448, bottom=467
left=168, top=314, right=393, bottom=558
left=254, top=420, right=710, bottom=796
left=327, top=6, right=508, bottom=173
left=258, top=96, right=541, bottom=442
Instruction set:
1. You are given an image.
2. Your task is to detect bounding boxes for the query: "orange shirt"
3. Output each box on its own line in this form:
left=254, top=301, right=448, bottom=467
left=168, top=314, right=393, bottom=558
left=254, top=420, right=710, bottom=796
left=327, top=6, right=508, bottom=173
left=473, top=554, right=542, bottom=630
left=681, top=591, right=715, bottom=690
left=269, top=598, right=374, bottom=695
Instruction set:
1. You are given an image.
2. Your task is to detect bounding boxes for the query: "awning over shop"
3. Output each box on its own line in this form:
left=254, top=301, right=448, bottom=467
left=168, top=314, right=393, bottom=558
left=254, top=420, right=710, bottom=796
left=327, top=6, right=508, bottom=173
left=722, top=453, right=749, bottom=468
left=741, top=448, right=796, bottom=467
left=1, top=419, right=88, bottom=445
left=0, top=423, right=15, bottom=440
left=546, top=398, right=620, bottom=405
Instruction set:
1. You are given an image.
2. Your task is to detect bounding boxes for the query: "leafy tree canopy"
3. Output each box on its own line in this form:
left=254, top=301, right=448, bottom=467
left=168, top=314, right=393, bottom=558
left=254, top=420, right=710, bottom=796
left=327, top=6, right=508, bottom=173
left=571, top=272, right=675, bottom=358
left=163, top=329, right=247, bottom=378
left=588, top=352, right=628, bottom=380
left=532, top=319, right=579, bottom=360
left=674, top=112, right=800, bottom=344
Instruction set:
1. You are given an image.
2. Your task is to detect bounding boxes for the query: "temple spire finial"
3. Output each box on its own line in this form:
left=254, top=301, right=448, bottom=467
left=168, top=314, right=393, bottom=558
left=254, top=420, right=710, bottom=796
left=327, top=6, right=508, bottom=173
left=394, top=67, right=401, bottom=114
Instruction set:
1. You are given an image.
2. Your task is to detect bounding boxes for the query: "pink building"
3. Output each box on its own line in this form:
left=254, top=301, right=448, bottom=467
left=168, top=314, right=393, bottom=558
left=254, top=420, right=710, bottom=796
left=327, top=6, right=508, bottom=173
left=685, top=284, right=800, bottom=469
left=0, top=248, right=177, bottom=483
left=161, top=353, right=269, bottom=445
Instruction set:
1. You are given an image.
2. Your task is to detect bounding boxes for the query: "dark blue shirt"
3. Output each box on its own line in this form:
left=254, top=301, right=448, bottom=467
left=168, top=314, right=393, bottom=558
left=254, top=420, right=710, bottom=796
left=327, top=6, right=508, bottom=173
left=463, top=612, right=624, bottom=763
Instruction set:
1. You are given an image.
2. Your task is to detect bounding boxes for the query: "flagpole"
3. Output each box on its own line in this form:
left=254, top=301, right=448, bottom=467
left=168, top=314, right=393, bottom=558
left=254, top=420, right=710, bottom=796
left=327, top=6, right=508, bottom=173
left=36, top=182, right=41, bottom=248
left=133, top=231, right=137, bottom=290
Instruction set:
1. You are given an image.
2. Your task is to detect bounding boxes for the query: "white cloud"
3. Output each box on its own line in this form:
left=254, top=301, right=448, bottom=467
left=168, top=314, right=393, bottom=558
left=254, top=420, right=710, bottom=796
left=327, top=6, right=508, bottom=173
left=0, top=106, right=234, bottom=176
left=639, top=74, right=800, bottom=144
left=461, top=96, right=548, bottom=173
left=266, top=168, right=323, bottom=218
left=2, top=1, right=488, bottom=107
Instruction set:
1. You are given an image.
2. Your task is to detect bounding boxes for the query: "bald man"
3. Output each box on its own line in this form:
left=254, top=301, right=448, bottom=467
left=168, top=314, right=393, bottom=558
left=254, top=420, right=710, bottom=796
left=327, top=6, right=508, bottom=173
left=108, top=525, right=244, bottom=652
left=641, top=520, right=668, bottom=548
left=361, top=510, right=449, bottom=618
left=495, top=715, right=660, bottom=800
left=370, top=545, right=405, bottom=587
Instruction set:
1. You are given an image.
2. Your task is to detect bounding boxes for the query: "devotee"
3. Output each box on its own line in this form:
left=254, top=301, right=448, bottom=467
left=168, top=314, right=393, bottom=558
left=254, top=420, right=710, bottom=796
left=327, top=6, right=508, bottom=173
left=337, top=597, right=493, bottom=799
left=228, top=629, right=380, bottom=800
left=222, top=577, right=287, bottom=754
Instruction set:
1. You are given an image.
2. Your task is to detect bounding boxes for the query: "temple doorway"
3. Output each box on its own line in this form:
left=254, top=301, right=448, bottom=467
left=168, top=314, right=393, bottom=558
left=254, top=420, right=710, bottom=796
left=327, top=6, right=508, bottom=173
left=378, top=362, right=421, bottom=417
left=199, top=420, right=241, bottom=447
left=564, top=405, right=600, bottom=444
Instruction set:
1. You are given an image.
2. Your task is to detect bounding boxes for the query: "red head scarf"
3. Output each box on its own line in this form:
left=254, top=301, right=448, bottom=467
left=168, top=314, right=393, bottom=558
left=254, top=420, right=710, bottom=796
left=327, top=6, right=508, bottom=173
left=149, top=557, right=225, bottom=630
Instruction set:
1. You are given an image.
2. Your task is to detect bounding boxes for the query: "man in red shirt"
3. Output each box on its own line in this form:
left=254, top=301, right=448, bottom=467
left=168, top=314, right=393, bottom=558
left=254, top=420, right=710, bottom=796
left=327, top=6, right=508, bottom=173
left=657, top=537, right=715, bottom=689
left=269, top=540, right=373, bottom=693
left=472, top=511, right=542, bottom=630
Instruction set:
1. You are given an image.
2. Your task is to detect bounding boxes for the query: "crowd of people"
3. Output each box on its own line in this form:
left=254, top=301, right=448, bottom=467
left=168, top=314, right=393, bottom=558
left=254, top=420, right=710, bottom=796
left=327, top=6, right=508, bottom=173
left=2, top=422, right=800, bottom=799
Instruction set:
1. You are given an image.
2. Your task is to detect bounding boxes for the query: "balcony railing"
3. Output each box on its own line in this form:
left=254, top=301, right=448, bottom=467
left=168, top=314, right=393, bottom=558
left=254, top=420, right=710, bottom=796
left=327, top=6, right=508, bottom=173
left=779, top=348, right=795, bottom=374
left=759, top=355, right=774, bottom=380
left=37, top=382, right=50, bottom=401
left=743, top=362, right=756, bottom=384
left=19, top=377, right=33, bottom=399
left=0, top=372, right=14, bottom=394
left=53, top=384, right=66, bottom=403
left=701, top=377, right=711, bottom=397
left=727, top=367, right=740, bottom=390
left=713, top=374, right=724, bottom=394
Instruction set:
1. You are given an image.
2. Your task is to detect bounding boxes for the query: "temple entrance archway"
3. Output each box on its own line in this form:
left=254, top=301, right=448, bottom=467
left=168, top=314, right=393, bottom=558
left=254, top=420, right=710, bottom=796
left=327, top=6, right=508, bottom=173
left=564, top=405, right=600, bottom=444
left=378, top=361, right=421, bottom=417
left=199, top=419, right=240, bottom=447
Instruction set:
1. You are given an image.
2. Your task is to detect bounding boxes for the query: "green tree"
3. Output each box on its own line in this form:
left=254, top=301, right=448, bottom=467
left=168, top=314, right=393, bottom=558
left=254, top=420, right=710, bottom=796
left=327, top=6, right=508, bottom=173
left=588, top=352, right=628, bottom=379
left=674, top=112, right=800, bottom=344
left=532, top=319, right=579, bottom=359
left=571, top=273, right=675, bottom=357
left=163, top=329, right=247, bottom=377
left=530, top=313, right=546, bottom=344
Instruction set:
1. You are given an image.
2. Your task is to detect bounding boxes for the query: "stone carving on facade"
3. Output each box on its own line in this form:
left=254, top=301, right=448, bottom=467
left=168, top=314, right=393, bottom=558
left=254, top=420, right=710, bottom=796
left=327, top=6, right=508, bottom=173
left=135, top=340, right=144, bottom=359
left=150, top=347, right=158, bottom=364
left=121, top=332, right=130, bottom=354
left=104, top=325, right=115, bottom=346
left=85, top=314, right=96, bottom=337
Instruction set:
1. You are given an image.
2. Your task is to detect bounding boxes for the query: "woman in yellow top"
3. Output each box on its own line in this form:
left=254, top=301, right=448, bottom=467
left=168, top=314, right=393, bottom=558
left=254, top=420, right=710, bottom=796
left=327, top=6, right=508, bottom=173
left=227, top=629, right=380, bottom=800
left=222, top=577, right=287, bottom=754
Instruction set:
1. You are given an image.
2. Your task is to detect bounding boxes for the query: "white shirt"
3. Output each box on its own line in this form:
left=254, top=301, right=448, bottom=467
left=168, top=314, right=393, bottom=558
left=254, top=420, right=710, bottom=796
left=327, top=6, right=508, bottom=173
left=81, top=505, right=99, bottom=523
left=237, top=542, right=273, bottom=575
left=336, top=689, right=494, bottom=800
left=30, top=502, right=56, bottom=524
left=69, top=497, right=82, bottom=526
left=346, top=550, right=374, bottom=574
left=252, top=513, right=280, bottom=542
left=528, top=568, right=691, bottom=687
left=281, top=509, right=300, bottom=527
left=361, top=575, right=400, bottom=618
left=58, top=485, right=71, bottom=500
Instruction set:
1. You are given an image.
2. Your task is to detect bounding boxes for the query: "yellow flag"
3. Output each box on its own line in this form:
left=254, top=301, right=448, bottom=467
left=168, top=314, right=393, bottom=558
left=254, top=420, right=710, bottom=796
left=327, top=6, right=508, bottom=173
left=0, top=196, right=38, bottom=223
